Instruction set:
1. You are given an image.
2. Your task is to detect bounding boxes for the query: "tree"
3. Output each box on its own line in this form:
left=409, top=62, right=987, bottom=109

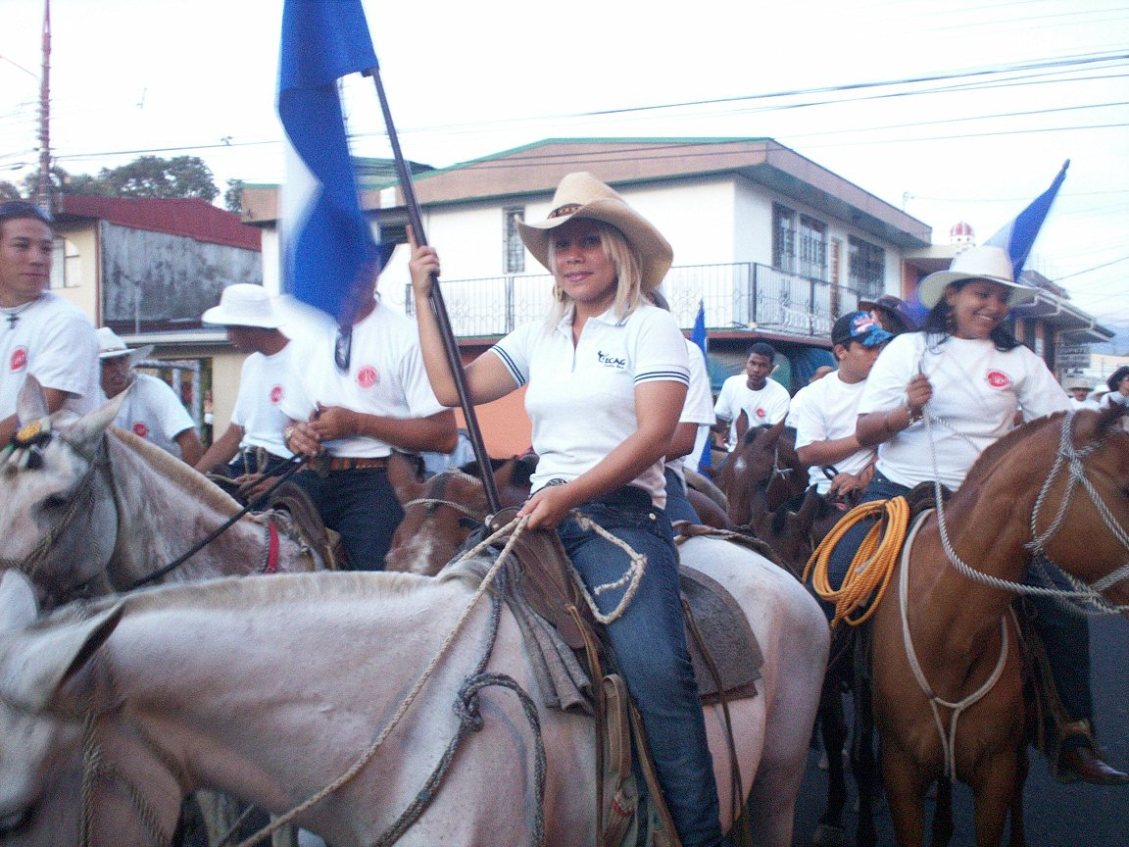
left=100, top=156, right=218, bottom=202
left=0, top=181, right=21, bottom=201
left=224, top=178, right=245, bottom=214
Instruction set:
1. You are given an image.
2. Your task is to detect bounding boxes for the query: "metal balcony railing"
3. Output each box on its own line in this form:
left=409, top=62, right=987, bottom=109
left=405, top=261, right=863, bottom=341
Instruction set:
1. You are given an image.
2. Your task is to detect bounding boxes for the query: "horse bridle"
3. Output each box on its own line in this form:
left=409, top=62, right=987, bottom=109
left=402, top=471, right=486, bottom=525
left=928, top=409, right=1129, bottom=613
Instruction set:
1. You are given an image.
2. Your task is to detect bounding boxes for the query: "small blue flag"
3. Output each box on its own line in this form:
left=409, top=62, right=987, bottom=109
left=985, top=160, right=1069, bottom=280
left=691, top=300, right=713, bottom=472
left=691, top=298, right=708, bottom=357
left=277, top=0, right=386, bottom=321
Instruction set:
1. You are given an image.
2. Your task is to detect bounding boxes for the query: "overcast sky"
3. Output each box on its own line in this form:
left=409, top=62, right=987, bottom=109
left=2, top=0, right=1126, bottom=343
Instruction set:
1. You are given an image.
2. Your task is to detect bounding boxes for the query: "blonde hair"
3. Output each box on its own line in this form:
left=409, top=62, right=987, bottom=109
left=545, top=220, right=645, bottom=327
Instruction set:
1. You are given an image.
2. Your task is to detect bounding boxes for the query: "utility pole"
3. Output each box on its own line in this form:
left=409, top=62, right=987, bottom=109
left=36, top=0, right=51, bottom=214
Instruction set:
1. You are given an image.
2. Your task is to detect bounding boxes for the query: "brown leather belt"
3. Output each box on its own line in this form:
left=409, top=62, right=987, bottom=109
left=300, top=455, right=389, bottom=473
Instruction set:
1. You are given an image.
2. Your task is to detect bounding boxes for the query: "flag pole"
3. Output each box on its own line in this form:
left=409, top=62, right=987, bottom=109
left=364, top=66, right=502, bottom=515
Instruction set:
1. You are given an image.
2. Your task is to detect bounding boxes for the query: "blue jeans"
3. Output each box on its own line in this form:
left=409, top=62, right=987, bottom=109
left=557, top=486, right=722, bottom=847
left=291, top=467, right=403, bottom=571
left=663, top=466, right=702, bottom=525
left=825, top=471, right=1094, bottom=733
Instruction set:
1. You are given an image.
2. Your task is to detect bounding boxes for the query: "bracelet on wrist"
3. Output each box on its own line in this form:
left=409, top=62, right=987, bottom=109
left=904, top=401, right=923, bottom=423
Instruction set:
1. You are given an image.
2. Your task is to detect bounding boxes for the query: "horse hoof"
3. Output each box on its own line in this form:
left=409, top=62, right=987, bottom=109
left=812, top=824, right=846, bottom=847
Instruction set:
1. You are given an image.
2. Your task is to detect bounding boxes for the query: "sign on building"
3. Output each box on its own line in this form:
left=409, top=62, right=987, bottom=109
left=1057, top=344, right=1091, bottom=369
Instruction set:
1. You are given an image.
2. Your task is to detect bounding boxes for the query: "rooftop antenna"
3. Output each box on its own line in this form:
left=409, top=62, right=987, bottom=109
left=35, top=0, right=51, bottom=214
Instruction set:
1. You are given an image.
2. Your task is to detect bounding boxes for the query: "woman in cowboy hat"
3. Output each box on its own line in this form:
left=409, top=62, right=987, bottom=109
left=835, top=244, right=1125, bottom=784
left=1100, top=365, right=1129, bottom=409
left=409, top=172, right=723, bottom=846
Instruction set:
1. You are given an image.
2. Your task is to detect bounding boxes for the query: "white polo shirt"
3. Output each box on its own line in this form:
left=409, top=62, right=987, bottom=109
left=789, top=371, right=874, bottom=494
left=280, top=300, right=445, bottom=459
left=491, top=303, right=690, bottom=509
left=230, top=342, right=295, bottom=458
left=859, top=332, right=1069, bottom=490
left=0, top=293, right=100, bottom=419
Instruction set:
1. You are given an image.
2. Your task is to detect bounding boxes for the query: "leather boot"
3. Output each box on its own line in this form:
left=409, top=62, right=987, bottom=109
left=1055, top=721, right=1129, bottom=786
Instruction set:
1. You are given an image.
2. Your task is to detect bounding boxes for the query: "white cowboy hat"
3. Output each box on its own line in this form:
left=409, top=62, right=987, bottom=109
left=96, top=327, right=154, bottom=363
left=917, top=245, right=1038, bottom=309
left=201, top=283, right=281, bottom=328
left=517, top=172, right=673, bottom=291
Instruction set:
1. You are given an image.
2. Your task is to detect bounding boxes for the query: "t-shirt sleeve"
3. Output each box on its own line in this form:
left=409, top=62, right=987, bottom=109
left=489, top=322, right=535, bottom=387
left=859, top=334, right=918, bottom=415
left=631, top=310, right=688, bottom=387
left=1016, top=348, right=1071, bottom=420
left=713, top=377, right=736, bottom=420
left=790, top=383, right=826, bottom=449
left=229, top=357, right=255, bottom=427
left=398, top=335, right=447, bottom=418
left=681, top=342, right=715, bottom=424
left=765, top=382, right=791, bottom=424
left=31, top=312, right=98, bottom=399
left=150, top=379, right=195, bottom=440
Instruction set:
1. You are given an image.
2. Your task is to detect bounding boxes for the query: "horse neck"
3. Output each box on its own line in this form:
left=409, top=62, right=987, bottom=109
left=104, top=435, right=282, bottom=584
left=98, top=574, right=494, bottom=829
left=909, top=446, right=1045, bottom=650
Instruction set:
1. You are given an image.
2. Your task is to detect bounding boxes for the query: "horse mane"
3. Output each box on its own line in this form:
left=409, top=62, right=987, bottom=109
left=959, top=411, right=1066, bottom=489
left=107, top=426, right=243, bottom=515
left=38, top=569, right=438, bottom=625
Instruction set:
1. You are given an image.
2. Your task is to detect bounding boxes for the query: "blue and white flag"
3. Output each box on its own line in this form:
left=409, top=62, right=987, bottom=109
left=985, top=160, right=1069, bottom=280
left=691, top=298, right=708, bottom=357
left=278, top=0, right=385, bottom=321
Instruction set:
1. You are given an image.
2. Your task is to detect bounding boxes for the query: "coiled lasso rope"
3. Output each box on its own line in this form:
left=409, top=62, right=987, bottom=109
left=803, top=496, right=911, bottom=628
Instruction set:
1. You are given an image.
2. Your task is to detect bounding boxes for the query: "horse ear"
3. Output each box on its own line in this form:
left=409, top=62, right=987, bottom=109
left=0, top=590, right=124, bottom=715
left=63, top=388, right=128, bottom=453
left=15, top=374, right=49, bottom=424
left=765, top=418, right=786, bottom=446
left=1095, top=403, right=1129, bottom=435
left=386, top=451, right=424, bottom=503
left=0, top=571, right=39, bottom=633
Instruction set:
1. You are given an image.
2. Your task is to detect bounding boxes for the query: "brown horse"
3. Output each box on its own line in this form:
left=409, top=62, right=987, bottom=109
left=869, top=407, right=1129, bottom=846
left=714, top=419, right=808, bottom=530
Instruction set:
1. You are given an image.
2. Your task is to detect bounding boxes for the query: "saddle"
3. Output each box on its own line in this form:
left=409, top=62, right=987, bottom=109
left=480, top=509, right=764, bottom=847
left=265, top=481, right=345, bottom=571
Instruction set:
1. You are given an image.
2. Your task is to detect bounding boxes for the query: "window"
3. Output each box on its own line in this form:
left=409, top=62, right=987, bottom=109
left=49, top=237, right=79, bottom=289
left=848, top=235, right=885, bottom=299
left=772, top=204, right=796, bottom=273
left=798, top=215, right=827, bottom=281
left=503, top=206, right=525, bottom=274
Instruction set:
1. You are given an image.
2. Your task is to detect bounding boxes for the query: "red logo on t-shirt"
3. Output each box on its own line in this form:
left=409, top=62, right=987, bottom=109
left=9, top=347, right=27, bottom=372
left=357, top=366, right=378, bottom=389
left=755, top=407, right=767, bottom=419
left=132, top=422, right=150, bottom=438
left=986, top=369, right=1011, bottom=389
left=269, top=385, right=284, bottom=404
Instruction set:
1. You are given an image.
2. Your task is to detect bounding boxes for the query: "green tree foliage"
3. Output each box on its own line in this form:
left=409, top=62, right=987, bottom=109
left=7, top=157, right=220, bottom=204
left=224, top=178, right=245, bottom=213
left=100, top=156, right=218, bottom=202
left=0, top=181, right=21, bottom=201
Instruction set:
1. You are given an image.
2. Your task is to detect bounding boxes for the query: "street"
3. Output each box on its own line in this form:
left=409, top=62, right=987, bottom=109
left=790, top=614, right=1129, bottom=846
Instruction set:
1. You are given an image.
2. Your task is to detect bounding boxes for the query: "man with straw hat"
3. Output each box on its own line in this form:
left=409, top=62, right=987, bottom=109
left=195, top=284, right=295, bottom=478
left=0, top=200, right=100, bottom=443
left=98, top=327, right=203, bottom=465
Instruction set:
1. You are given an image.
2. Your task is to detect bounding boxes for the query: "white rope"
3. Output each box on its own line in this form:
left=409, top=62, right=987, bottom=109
left=232, top=516, right=530, bottom=847
left=567, top=511, right=648, bottom=625
left=897, top=512, right=1011, bottom=781
left=924, top=409, right=1129, bottom=613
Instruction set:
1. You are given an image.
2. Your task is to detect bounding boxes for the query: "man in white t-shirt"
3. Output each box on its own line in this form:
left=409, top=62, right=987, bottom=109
left=789, top=311, right=892, bottom=499
left=98, top=327, right=203, bottom=465
left=712, top=341, right=791, bottom=449
left=1064, top=377, right=1100, bottom=412
left=0, top=201, right=100, bottom=442
left=282, top=249, right=457, bottom=571
left=195, top=284, right=295, bottom=478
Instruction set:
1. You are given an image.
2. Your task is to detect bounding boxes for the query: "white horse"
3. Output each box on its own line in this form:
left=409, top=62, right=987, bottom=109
left=0, top=534, right=827, bottom=847
left=0, top=377, right=326, bottom=609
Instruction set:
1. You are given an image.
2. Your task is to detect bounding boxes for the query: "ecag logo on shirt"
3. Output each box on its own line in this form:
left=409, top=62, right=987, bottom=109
left=269, top=385, right=284, bottom=405
left=596, top=350, right=627, bottom=370
left=132, top=422, right=150, bottom=438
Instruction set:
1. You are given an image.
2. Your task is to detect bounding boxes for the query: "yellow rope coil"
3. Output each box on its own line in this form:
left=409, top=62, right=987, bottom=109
left=802, top=496, right=911, bottom=628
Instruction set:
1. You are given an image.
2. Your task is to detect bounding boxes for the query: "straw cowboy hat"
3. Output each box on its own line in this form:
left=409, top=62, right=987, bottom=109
left=96, top=327, right=154, bottom=364
left=201, top=284, right=282, bottom=329
left=917, top=244, right=1038, bottom=310
left=517, top=172, right=673, bottom=291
